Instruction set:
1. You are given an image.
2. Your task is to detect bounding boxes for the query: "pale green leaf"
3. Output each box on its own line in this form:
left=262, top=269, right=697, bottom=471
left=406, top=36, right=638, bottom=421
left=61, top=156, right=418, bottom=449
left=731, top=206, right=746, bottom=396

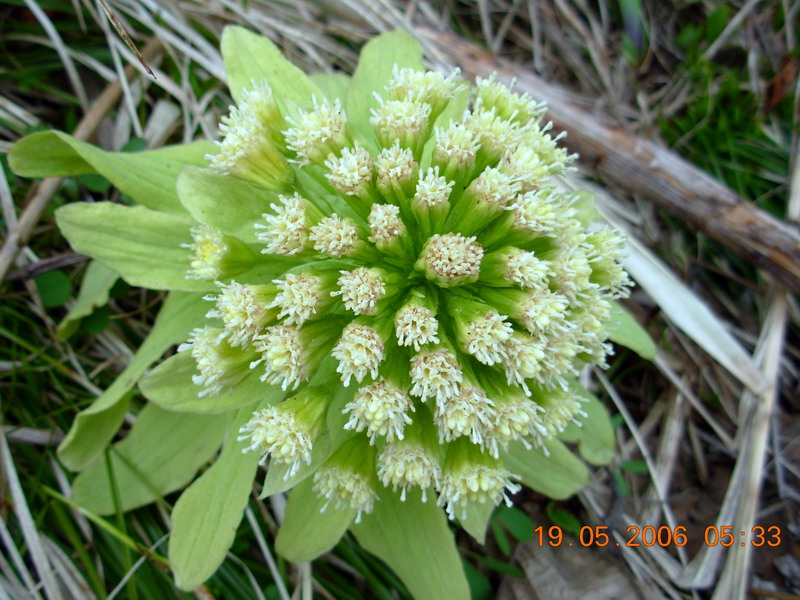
left=607, top=301, right=657, bottom=359
left=569, top=386, right=616, bottom=466
left=346, top=31, right=424, bottom=150
left=57, top=261, right=118, bottom=339
left=140, top=351, right=284, bottom=414
left=556, top=412, right=582, bottom=444
left=72, top=404, right=227, bottom=515
left=8, top=131, right=213, bottom=213
left=169, top=406, right=263, bottom=591
left=177, top=166, right=272, bottom=243
left=324, top=381, right=357, bottom=448
left=221, top=26, right=320, bottom=107
left=352, top=485, right=470, bottom=600
left=56, top=202, right=216, bottom=292
left=275, top=476, right=355, bottom=561
left=234, top=256, right=307, bottom=284
left=502, top=439, right=588, bottom=500
left=58, top=292, right=208, bottom=471
left=309, top=73, right=350, bottom=102
left=460, top=501, right=495, bottom=544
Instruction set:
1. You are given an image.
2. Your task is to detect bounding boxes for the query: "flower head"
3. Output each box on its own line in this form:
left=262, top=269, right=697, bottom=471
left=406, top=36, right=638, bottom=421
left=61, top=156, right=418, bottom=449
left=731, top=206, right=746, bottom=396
left=371, top=98, right=431, bottom=154
left=413, top=167, right=453, bottom=209
left=256, top=193, right=320, bottom=256
left=451, top=299, right=514, bottom=365
left=377, top=408, right=442, bottom=502
left=434, top=381, right=495, bottom=446
left=386, top=66, right=464, bottom=118
left=332, top=267, right=389, bottom=315
left=475, top=74, right=546, bottom=124
left=375, top=142, right=419, bottom=203
left=207, top=82, right=291, bottom=188
left=331, top=320, right=385, bottom=386
left=313, top=436, right=379, bottom=523
left=432, top=122, right=479, bottom=181
left=536, top=388, right=588, bottom=437
left=344, top=377, right=414, bottom=443
left=394, top=295, right=440, bottom=351
left=174, top=61, right=630, bottom=526
left=183, top=225, right=252, bottom=281
left=438, top=438, right=521, bottom=520
left=251, top=325, right=306, bottom=390
left=416, top=233, right=483, bottom=288
left=284, top=96, right=349, bottom=164
left=409, top=347, right=463, bottom=406
left=178, top=327, right=253, bottom=397
left=309, top=214, right=361, bottom=258
left=270, top=272, right=332, bottom=325
left=368, top=203, right=406, bottom=247
left=324, top=143, right=373, bottom=197
left=238, top=387, right=328, bottom=477
left=485, top=391, right=547, bottom=456
left=206, top=280, right=277, bottom=346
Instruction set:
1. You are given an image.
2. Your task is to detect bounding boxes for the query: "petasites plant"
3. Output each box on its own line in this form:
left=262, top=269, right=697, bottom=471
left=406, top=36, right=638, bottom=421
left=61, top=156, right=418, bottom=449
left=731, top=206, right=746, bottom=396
left=10, top=27, right=655, bottom=599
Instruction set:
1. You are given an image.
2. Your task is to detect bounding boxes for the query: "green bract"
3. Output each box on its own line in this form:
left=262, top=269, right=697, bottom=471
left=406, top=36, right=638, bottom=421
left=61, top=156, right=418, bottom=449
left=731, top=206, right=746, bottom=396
left=10, top=27, right=655, bottom=599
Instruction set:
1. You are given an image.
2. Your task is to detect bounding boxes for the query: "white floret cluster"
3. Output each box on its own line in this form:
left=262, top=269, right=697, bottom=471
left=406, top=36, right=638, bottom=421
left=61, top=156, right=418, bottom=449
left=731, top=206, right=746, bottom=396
left=181, top=64, right=631, bottom=521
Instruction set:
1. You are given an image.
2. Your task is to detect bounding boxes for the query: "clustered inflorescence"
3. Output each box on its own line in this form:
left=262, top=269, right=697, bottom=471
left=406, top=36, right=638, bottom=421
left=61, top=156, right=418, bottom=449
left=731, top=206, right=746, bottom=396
left=180, top=66, right=630, bottom=521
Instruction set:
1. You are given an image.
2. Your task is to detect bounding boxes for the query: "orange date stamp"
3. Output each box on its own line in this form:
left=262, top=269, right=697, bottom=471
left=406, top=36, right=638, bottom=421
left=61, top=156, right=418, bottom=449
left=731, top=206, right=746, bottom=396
left=534, top=525, right=782, bottom=548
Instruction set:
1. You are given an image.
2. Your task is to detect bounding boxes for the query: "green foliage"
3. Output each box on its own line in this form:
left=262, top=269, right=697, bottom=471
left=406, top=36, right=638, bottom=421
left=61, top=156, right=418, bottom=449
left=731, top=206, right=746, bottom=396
left=56, top=202, right=211, bottom=291
left=72, top=404, right=227, bottom=514
left=466, top=552, right=524, bottom=578
left=545, top=502, right=582, bottom=535
left=464, top=490, right=540, bottom=555
left=607, top=302, right=657, bottom=360
left=352, top=485, right=470, bottom=600
left=58, top=292, right=208, bottom=470
left=661, top=11, right=792, bottom=217
left=611, top=470, right=631, bottom=497
left=502, top=440, right=589, bottom=500
left=177, top=166, right=273, bottom=243
left=57, top=261, right=118, bottom=339
left=559, top=385, right=617, bottom=466
left=9, top=131, right=214, bottom=213
left=276, top=476, right=358, bottom=561
left=140, top=351, right=285, bottom=413
left=310, top=72, right=351, bottom=102
left=460, top=500, right=496, bottom=544
left=168, top=407, right=263, bottom=591
left=621, top=459, right=649, bottom=474
left=495, top=506, right=535, bottom=543
left=33, top=269, right=71, bottom=307
left=221, top=25, right=321, bottom=108
left=618, top=0, right=647, bottom=64
left=463, top=560, right=493, bottom=600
